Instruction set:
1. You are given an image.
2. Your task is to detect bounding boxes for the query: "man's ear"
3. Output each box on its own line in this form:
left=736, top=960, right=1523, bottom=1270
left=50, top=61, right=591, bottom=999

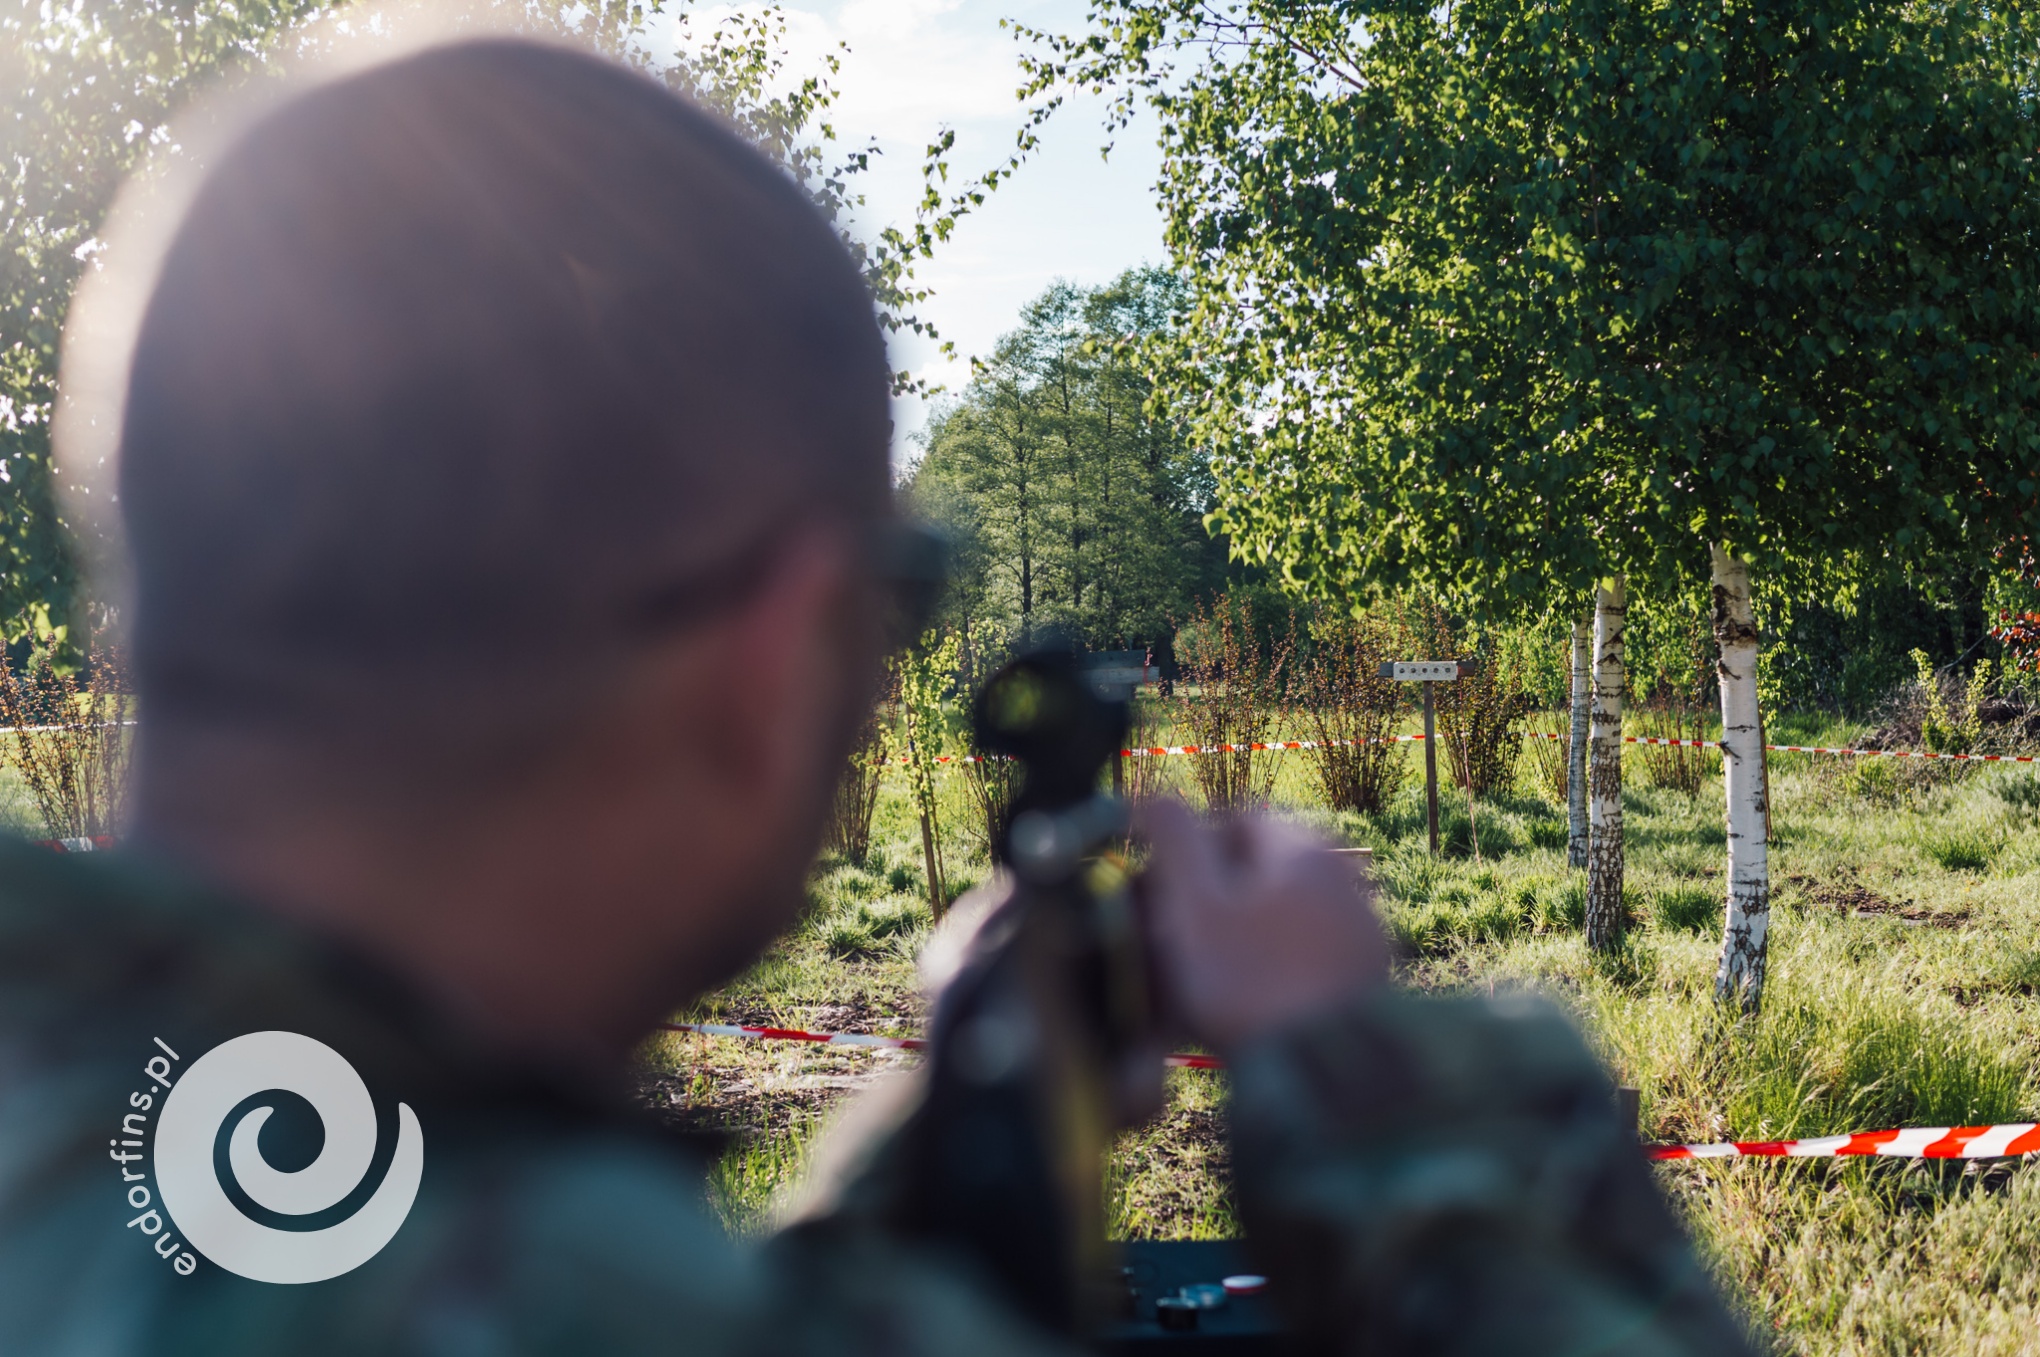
left=642, top=528, right=863, bottom=814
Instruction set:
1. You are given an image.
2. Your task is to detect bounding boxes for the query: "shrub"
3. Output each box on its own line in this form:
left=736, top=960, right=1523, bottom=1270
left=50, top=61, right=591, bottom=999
left=956, top=622, right=1021, bottom=852
left=822, top=694, right=890, bottom=864
left=1990, top=770, right=2040, bottom=812
left=1291, top=609, right=1409, bottom=813
left=1174, top=592, right=1291, bottom=813
left=1843, top=756, right=1906, bottom=806
left=0, top=639, right=133, bottom=841
left=1523, top=722, right=1570, bottom=806
left=1121, top=695, right=1174, bottom=805
left=1428, top=621, right=1535, bottom=797
left=1914, top=649, right=1987, bottom=756
left=1634, top=698, right=1718, bottom=796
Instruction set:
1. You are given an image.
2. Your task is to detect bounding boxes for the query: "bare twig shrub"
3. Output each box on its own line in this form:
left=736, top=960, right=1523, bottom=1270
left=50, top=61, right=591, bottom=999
left=1635, top=695, right=1715, bottom=795
left=0, top=640, right=134, bottom=841
left=1636, top=617, right=1718, bottom=795
left=957, top=624, right=1020, bottom=854
left=1524, top=720, right=1570, bottom=806
left=1121, top=693, right=1172, bottom=804
left=1291, top=609, right=1407, bottom=813
left=822, top=678, right=891, bottom=863
left=1421, top=611, right=1532, bottom=797
left=1174, top=593, right=1290, bottom=813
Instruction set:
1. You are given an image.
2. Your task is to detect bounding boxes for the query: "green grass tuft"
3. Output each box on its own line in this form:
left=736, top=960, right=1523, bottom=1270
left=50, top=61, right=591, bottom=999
left=1652, top=881, right=1719, bottom=933
left=1918, top=826, right=1999, bottom=873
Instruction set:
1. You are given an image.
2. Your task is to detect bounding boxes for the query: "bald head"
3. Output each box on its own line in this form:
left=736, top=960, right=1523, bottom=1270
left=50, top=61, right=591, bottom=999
left=120, top=39, right=891, bottom=754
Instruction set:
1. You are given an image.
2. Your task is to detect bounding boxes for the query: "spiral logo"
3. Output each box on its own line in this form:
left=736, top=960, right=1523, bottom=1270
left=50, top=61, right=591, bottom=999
left=154, top=1031, right=423, bottom=1284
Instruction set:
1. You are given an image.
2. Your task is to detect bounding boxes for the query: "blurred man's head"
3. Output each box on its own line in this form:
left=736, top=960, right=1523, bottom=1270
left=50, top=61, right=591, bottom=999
left=100, top=38, right=900, bottom=1054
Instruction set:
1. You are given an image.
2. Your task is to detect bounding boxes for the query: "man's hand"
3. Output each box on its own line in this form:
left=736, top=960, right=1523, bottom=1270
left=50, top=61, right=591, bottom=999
left=1138, top=799, right=1390, bottom=1054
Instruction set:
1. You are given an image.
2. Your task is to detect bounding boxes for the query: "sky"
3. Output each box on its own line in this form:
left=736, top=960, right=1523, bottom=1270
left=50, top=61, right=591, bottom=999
left=667, top=1, right=1168, bottom=462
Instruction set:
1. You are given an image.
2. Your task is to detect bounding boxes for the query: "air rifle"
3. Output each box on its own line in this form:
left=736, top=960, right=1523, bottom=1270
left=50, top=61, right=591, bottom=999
left=887, top=645, right=1151, bottom=1337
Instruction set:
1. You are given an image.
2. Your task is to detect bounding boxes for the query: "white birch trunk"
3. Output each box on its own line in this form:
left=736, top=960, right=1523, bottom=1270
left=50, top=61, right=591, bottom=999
left=1711, top=544, right=1770, bottom=1012
left=1567, top=615, right=1592, bottom=868
left=1585, top=578, right=1626, bottom=951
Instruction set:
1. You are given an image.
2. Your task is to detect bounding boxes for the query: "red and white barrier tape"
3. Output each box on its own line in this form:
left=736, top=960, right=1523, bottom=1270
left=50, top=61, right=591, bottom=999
left=37, top=835, right=113, bottom=853
left=0, top=719, right=137, bottom=737
left=911, top=731, right=2036, bottom=769
left=659, top=1020, right=1223, bottom=1070
left=1522, top=731, right=2038, bottom=764
left=661, top=1023, right=2036, bottom=1161
left=1120, top=734, right=1430, bottom=759
left=899, top=734, right=1433, bottom=767
left=1649, top=1123, right=2040, bottom=1161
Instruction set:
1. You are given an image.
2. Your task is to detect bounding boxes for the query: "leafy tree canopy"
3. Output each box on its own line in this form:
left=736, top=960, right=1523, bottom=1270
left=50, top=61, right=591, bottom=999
left=1020, top=0, right=2040, bottom=613
left=905, top=267, right=1229, bottom=651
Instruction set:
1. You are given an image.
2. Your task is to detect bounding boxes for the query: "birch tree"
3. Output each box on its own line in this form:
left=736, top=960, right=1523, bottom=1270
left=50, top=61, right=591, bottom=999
left=1710, top=548, right=1768, bottom=1004
left=1566, top=614, right=1591, bottom=868
left=1584, top=580, right=1625, bottom=949
left=1024, top=0, right=2040, bottom=1008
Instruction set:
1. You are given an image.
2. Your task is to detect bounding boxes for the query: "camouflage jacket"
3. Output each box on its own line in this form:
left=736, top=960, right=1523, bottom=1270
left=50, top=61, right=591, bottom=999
left=0, top=840, right=1751, bottom=1355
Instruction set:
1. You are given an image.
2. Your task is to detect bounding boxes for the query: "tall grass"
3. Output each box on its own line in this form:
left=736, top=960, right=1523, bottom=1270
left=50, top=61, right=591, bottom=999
left=707, top=1116, right=822, bottom=1237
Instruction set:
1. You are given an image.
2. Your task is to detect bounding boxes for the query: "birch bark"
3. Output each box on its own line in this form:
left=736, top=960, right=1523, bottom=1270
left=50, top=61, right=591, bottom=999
left=1585, top=578, right=1626, bottom=951
left=1567, top=616, right=1592, bottom=868
left=1711, top=544, right=1769, bottom=1011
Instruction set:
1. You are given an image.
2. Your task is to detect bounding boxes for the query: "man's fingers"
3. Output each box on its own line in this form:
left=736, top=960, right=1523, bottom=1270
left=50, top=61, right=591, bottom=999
left=1134, top=796, right=1220, bottom=889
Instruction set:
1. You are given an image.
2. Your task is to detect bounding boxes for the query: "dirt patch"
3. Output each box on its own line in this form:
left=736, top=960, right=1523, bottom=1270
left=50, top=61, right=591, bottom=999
left=635, top=1044, right=908, bottom=1140
left=700, top=993, right=924, bottom=1037
left=1786, top=873, right=1968, bottom=928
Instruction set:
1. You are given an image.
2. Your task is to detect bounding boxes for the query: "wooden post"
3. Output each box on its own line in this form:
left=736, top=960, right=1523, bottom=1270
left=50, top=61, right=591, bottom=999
left=1616, top=1086, right=1641, bottom=1140
left=1423, top=681, right=1440, bottom=856
left=1380, top=661, right=1470, bottom=859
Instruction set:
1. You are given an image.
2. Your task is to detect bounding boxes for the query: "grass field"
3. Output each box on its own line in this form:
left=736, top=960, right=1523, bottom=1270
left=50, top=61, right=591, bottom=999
left=5, top=694, right=2031, bottom=1347
left=634, top=708, right=2040, bottom=1353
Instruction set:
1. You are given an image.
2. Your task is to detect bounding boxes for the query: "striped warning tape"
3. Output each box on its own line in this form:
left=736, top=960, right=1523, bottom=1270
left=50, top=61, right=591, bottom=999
left=37, top=835, right=114, bottom=853
left=1521, top=731, right=2038, bottom=763
left=896, top=734, right=1433, bottom=767
left=0, top=720, right=138, bottom=737
left=1649, top=1123, right=2040, bottom=1161
left=660, top=1023, right=2036, bottom=1160
left=659, top=1021, right=1224, bottom=1070
left=910, top=731, right=2036, bottom=768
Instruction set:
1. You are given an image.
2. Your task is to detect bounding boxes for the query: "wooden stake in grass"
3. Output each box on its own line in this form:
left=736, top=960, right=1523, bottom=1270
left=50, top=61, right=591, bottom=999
left=1586, top=576, right=1627, bottom=952
left=1712, top=544, right=1770, bottom=1013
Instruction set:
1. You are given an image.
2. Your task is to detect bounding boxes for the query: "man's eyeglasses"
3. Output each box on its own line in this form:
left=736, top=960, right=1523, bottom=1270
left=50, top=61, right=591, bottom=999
left=628, top=520, right=950, bottom=650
